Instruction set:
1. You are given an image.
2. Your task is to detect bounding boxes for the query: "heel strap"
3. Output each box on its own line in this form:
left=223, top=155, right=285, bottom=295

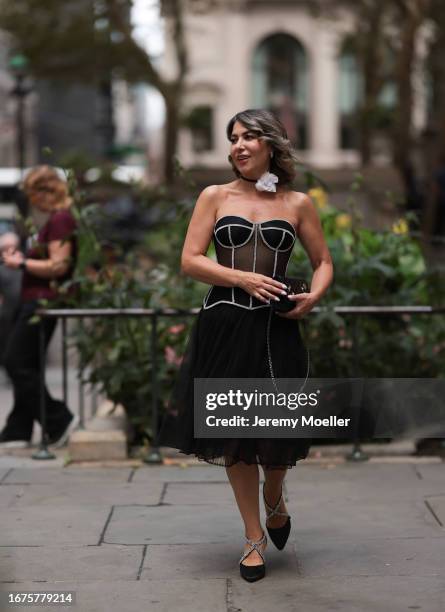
left=239, top=532, right=267, bottom=564
left=263, top=483, right=290, bottom=519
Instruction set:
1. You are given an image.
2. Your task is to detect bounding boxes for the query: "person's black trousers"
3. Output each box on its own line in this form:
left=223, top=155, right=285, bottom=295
left=1, top=300, right=72, bottom=441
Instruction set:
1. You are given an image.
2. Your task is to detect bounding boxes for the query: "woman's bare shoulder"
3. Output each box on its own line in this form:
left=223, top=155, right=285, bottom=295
left=288, top=190, right=311, bottom=204
left=287, top=190, right=316, bottom=214
left=198, top=181, right=238, bottom=204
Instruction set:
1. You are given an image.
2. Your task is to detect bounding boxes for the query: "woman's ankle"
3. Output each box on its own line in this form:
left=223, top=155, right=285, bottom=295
left=263, top=481, right=284, bottom=505
left=245, top=527, right=265, bottom=541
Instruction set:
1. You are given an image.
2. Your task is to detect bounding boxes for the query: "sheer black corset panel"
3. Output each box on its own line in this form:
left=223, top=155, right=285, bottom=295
left=203, top=215, right=297, bottom=310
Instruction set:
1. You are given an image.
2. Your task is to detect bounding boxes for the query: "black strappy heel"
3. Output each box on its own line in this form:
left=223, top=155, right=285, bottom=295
left=263, top=482, right=291, bottom=550
left=239, top=531, right=267, bottom=582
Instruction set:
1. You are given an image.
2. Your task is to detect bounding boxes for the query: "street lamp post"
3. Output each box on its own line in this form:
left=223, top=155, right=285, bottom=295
left=9, top=54, right=32, bottom=179
left=9, top=53, right=33, bottom=218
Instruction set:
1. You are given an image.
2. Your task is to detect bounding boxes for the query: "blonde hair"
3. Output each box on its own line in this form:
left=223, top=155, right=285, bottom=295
left=23, top=165, right=72, bottom=212
left=226, top=108, right=301, bottom=187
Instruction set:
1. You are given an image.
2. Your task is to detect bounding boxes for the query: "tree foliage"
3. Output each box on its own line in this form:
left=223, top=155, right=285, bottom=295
left=0, top=0, right=192, bottom=181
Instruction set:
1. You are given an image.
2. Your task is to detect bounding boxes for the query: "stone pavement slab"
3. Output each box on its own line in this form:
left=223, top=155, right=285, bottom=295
left=163, top=481, right=235, bottom=505
left=0, top=545, right=143, bottom=582
left=296, top=535, right=445, bottom=578
left=104, top=503, right=242, bottom=545
left=285, top=462, right=445, bottom=501
left=228, top=575, right=445, bottom=612
left=0, top=505, right=109, bottom=546
left=2, top=467, right=133, bottom=485
left=291, top=496, right=442, bottom=540
left=132, top=464, right=228, bottom=483
left=0, top=468, right=11, bottom=482
left=0, top=455, right=66, bottom=470
left=0, top=579, right=228, bottom=612
left=416, top=463, right=445, bottom=483
left=1, top=482, right=163, bottom=508
left=425, top=495, right=445, bottom=527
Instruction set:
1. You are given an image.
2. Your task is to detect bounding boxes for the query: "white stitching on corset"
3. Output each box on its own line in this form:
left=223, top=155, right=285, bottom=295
left=203, top=219, right=295, bottom=310
left=250, top=224, right=259, bottom=308
left=272, top=232, right=285, bottom=277
left=215, top=215, right=296, bottom=237
left=203, top=299, right=269, bottom=310
left=203, top=287, right=211, bottom=307
left=253, top=223, right=257, bottom=272
left=229, top=226, right=235, bottom=304
left=259, top=225, right=295, bottom=251
left=214, top=223, right=254, bottom=248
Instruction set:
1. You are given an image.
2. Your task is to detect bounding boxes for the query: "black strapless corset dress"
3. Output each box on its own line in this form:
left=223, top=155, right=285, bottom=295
left=155, top=215, right=312, bottom=469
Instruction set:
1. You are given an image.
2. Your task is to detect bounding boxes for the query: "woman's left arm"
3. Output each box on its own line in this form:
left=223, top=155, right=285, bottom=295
left=2, top=240, right=73, bottom=279
left=279, top=193, right=334, bottom=319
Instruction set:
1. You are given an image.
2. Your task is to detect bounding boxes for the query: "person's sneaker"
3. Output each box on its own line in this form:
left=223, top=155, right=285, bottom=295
left=0, top=431, right=31, bottom=449
left=47, top=414, right=80, bottom=449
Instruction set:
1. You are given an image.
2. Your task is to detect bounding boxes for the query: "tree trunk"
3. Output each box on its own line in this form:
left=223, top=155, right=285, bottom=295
left=420, top=1, right=445, bottom=243
left=163, top=88, right=182, bottom=184
left=357, top=3, right=385, bottom=166
left=393, top=1, right=426, bottom=173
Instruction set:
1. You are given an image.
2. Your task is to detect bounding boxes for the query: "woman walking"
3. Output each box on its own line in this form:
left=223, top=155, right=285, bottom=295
left=0, top=165, right=79, bottom=449
left=156, top=109, right=333, bottom=581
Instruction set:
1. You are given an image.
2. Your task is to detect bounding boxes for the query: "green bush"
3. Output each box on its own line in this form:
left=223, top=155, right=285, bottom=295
left=37, top=168, right=445, bottom=446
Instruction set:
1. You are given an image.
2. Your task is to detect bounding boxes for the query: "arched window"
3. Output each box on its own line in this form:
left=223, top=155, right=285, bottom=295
left=252, top=33, right=308, bottom=149
left=338, top=38, right=363, bottom=149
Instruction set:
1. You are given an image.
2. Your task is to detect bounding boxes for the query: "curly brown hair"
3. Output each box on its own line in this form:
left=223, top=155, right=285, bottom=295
left=23, top=165, right=72, bottom=212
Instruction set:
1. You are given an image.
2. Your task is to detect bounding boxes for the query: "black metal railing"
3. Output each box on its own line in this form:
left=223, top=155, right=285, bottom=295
left=32, top=305, right=445, bottom=462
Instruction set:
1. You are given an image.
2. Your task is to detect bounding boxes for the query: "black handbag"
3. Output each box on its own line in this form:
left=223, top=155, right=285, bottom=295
left=270, top=274, right=309, bottom=313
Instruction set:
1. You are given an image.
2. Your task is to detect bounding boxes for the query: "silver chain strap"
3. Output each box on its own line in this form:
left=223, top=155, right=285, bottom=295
left=266, top=307, right=310, bottom=395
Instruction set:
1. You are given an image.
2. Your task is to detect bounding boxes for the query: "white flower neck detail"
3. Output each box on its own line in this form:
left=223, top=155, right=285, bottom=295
left=255, top=171, right=279, bottom=193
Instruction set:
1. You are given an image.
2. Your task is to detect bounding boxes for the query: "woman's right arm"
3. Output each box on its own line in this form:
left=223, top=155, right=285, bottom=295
left=181, top=185, right=287, bottom=302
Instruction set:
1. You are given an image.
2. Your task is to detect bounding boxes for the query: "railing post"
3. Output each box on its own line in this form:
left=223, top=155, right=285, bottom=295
left=77, top=317, right=85, bottom=430
left=90, top=382, right=99, bottom=417
left=33, top=313, right=56, bottom=460
left=346, top=314, right=369, bottom=462
left=62, top=316, right=68, bottom=407
left=144, top=311, right=163, bottom=464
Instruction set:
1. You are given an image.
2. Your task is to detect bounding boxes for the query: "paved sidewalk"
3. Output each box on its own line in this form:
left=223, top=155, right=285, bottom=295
left=0, top=453, right=444, bottom=612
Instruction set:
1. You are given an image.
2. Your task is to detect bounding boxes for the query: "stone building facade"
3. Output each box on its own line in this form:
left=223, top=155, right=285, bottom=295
left=161, top=0, right=429, bottom=172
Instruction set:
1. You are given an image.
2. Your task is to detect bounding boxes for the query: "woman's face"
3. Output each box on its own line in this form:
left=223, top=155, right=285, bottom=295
left=230, top=120, right=272, bottom=179
left=26, top=183, right=56, bottom=212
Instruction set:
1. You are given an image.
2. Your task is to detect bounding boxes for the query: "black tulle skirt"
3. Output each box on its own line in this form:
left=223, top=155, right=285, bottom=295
left=155, top=303, right=312, bottom=469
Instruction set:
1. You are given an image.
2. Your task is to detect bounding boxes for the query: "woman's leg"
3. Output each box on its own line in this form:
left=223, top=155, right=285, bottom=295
left=262, top=466, right=289, bottom=528
left=1, top=303, right=37, bottom=440
left=3, top=302, right=73, bottom=441
left=226, top=461, right=266, bottom=566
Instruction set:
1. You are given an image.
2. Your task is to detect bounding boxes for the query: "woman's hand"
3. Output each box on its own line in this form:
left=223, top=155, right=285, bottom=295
left=1, top=248, right=25, bottom=270
left=236, top=271, right=288, bottom=303
left=276, top=292, right=317, bottom=319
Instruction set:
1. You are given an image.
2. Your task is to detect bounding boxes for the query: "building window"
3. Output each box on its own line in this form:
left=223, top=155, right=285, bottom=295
left=252, top=33, right=308, bottom=149
left=338, top=39, right=363, bottom=150
left=185, top=106, right=214, bottom=152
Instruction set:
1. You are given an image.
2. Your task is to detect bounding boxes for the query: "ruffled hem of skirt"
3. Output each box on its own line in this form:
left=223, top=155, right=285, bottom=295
left=160, top=445, right=310, bottom=469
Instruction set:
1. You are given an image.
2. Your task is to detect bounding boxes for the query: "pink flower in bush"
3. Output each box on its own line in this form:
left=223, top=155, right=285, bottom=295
left=165, top=345, right=183, bottom=366
left=338, top=339, right=353, bottom=349
left=168, top=324, right=186, bottom=335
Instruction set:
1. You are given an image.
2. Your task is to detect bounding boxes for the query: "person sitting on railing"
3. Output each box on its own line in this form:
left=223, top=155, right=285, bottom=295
left=0, top=165, right=79, bottom=449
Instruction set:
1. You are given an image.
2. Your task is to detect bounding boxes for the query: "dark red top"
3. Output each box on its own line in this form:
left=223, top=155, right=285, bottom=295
left=21, top=209, right=78, bottom=302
